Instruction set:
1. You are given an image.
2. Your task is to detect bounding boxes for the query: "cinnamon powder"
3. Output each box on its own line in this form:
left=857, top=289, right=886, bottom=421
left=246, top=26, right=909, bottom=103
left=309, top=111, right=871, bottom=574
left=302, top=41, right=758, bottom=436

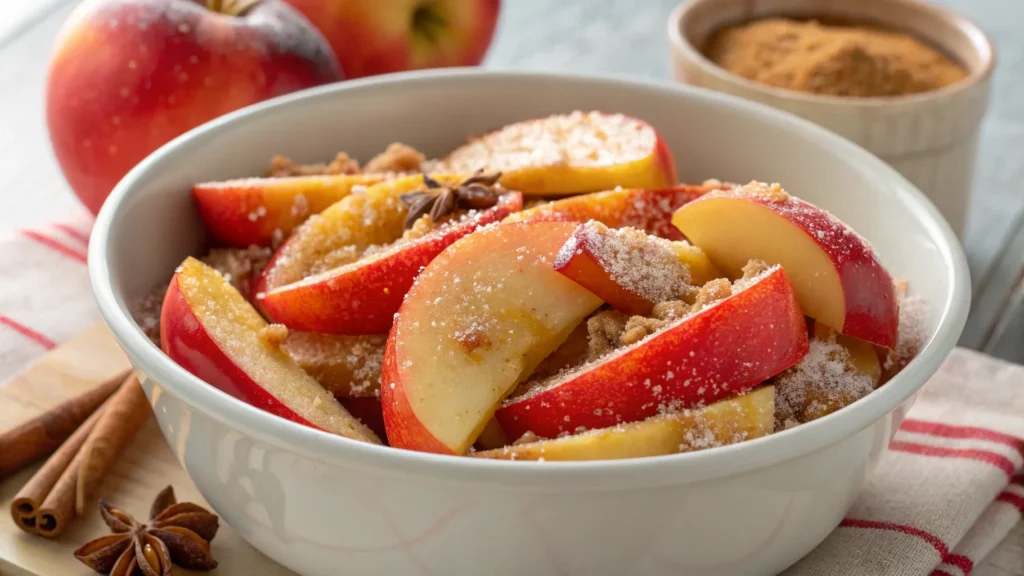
left=705, top=18, right=967, bottom=97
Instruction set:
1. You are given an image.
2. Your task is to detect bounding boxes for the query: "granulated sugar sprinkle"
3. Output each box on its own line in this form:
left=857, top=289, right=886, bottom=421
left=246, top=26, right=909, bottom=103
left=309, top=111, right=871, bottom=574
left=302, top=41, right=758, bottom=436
left=564, top=221, right=691, bottom=304
left=443, top=111, right=656, bottom=172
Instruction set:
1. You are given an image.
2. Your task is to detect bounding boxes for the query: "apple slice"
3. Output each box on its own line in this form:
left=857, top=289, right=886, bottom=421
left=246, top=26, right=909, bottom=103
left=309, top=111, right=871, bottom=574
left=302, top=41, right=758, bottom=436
left=281, top=332, right=385, bottom=398
left=553, top=221, right=692, bottom=316
left=495, top=265, right=808, bottom=440
left=193, top=174, right=388, bottom=247
left=258, top=192, right=523, bottom=334
left=475, top=386, right=774, bottom=461
left=442, top=112, right=676, bottom=196
left=670, top=241, right=722, bottom=286
left=256, top=173, right=468, bottom=294
left=672, top=181, right=898, bottom=348
left=507, top=184, right=708, bottom=239
left=380, top=221, right=604, bottom=455
left=160, top=257, right=380, bottom=443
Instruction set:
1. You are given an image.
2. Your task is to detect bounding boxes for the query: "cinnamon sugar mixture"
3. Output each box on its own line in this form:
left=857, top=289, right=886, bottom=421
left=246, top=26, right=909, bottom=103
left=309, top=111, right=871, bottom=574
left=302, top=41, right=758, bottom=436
left=706, top=18, right=967, bottom=97
left=773, top=335, right=875, bottom=429
left=561, top=221, right=691, bottom=305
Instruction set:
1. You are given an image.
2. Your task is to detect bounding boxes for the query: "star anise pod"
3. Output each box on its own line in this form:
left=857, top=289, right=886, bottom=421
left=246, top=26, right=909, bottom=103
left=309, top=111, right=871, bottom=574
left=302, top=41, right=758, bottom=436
left=399, top=170, right=503, bottom=229
left=74, top=486, right=219, bottom=576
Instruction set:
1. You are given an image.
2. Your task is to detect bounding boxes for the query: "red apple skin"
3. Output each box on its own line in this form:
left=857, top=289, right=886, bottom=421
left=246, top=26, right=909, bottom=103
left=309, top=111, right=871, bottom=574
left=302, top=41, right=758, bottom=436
left=161, top=271, right=320, bottom=430
left=259, top=192, right=523, bottom=334
left=674, top=190, right=899, bottom=348
left=380, top=340, right=458, bottom=455
left=283, top=0, right=500, bottom=79
left=508, top=185, right=708, bottom=240
left=47, top=0, right=341, bottom=215
left=496, top=267, right=809, bottom=440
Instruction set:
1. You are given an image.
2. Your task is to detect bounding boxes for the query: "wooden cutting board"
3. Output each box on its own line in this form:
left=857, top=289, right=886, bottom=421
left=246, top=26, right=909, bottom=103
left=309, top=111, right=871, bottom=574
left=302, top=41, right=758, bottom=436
left=0, top=323, right=297, bottom=576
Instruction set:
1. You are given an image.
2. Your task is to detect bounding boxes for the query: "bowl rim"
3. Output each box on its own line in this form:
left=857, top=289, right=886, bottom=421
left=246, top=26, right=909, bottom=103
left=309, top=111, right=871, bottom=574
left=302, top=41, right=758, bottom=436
left=667, top=0, right=996, bottom=107
left=89, top=68, right=970, bottom=489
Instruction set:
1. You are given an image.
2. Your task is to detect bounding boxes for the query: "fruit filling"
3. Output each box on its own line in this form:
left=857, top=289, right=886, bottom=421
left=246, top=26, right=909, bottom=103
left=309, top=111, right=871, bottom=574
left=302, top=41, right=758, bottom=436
left=135, top=111, right=925, bottom=460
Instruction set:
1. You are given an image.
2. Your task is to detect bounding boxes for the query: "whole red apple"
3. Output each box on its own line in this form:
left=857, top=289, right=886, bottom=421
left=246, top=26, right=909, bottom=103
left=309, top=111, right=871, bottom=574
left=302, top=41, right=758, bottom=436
left=46, top=0, right=342, bottom=215
left=283, top=0, right=500, bottom=79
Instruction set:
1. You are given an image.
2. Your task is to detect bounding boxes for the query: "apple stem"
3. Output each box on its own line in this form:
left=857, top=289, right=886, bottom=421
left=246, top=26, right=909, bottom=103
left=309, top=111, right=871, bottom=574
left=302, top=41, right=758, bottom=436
left=206, top=0, right=260, bottom=16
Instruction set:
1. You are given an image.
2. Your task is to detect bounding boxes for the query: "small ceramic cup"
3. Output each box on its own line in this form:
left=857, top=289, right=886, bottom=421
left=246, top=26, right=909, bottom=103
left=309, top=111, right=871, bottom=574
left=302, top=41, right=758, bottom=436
left=668, top=0, right=995, bottom=237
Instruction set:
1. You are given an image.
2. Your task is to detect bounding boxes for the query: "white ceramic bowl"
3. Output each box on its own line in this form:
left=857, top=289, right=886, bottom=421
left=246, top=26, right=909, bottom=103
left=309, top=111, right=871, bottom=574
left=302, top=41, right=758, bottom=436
left=668, top=0, right=995, bottom=238
left=89, top=70, right=969, bottom=576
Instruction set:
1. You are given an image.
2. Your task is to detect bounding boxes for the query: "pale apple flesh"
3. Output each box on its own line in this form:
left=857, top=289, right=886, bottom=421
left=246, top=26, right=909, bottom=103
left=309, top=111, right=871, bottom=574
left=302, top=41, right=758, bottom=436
left=258, top=192, right=523, bottom=335
left=670, top=241, right=722, bottom=286
left=443, top=113, right=677, bottom=196
left=496, top=266, right=808, bottom=440
left=672, top=186, right=898, bottom=348
left=160, top=257, right=379, bottom=444
left=193, top=174, right=388, bottom=247
left=475, top=386, right=774, bottom=461
left=380, top=222, right=604, bottom=455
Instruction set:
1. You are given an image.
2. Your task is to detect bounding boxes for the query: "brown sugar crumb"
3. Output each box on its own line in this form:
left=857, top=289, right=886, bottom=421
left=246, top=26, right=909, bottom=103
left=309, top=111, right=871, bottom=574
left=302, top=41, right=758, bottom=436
left=586, top=310, right=629, bottom=361
left=690, top=278, right=733, bottom=314
left=734, top=181, right=790, bottom=203
left=772, top=335, right=875, bottom=428
left=513, top=431, right=539, bottom=445
left=282, top=333, right=386, bottom=397
left=134, top=282, right=168, bottom=346
left=268, top=152, right=361, bottom=177
left=565, top=221, right=692, bottom=305
left=882, top=284, right=927, bottom=382
left=258, top=324, right=289, bottom=349
left=705, top=18, right=967, bottom=97
left=364, top=143, right=427, bottom=174
left=201, top=245, right=272, bottom=299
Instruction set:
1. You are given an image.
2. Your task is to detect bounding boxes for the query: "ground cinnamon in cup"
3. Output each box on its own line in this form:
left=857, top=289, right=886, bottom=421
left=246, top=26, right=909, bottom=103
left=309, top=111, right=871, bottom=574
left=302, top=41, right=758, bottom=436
left=704, top=18, right=968, bottom=97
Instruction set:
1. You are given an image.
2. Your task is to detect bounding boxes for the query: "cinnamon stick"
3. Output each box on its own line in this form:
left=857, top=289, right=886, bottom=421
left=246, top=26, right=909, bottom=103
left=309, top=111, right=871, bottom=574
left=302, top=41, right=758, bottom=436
left=35, top=373, right=151, bottom=538
left=10, top=405, right=105, bottom=534
left=0, top=369, right=128, bottom=480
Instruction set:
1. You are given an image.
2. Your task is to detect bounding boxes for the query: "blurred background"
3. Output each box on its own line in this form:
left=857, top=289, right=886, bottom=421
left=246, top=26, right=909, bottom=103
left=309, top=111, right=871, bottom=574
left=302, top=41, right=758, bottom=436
left=0, top=0, right=1020, bottom=361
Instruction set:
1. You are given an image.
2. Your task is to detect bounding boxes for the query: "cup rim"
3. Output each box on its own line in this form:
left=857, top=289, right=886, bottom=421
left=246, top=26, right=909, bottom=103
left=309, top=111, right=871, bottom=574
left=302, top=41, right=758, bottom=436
left=668, top=0, right=997, bottom=107
left=89, top=68, right=970, bottom=489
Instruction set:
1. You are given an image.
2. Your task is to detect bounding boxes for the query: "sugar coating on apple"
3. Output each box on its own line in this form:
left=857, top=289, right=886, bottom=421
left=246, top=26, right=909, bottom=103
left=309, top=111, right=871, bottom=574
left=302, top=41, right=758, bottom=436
left=672, top=181, right=898, bottom=348
left=257, top=174, right=468, bottom=293
left=496, top=264, right=808, bottom=440
left=442, top=112, right=677, bottom=195
left=380, top=221, right=604, bottom=455
left=475, top=386, right=774, bottom=461
left=507, top=185, right=708, bottom=239
left=258, top=191, right=523, bottom=334
left=281, top=332, right=385, bottom=398
left=193, top=174, right=387, bottom=247
left=773, top=330, right=879, bottom=426
left=160, top=257, right=379, bottom=443
left=554, top=221, right=691, bottom=316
